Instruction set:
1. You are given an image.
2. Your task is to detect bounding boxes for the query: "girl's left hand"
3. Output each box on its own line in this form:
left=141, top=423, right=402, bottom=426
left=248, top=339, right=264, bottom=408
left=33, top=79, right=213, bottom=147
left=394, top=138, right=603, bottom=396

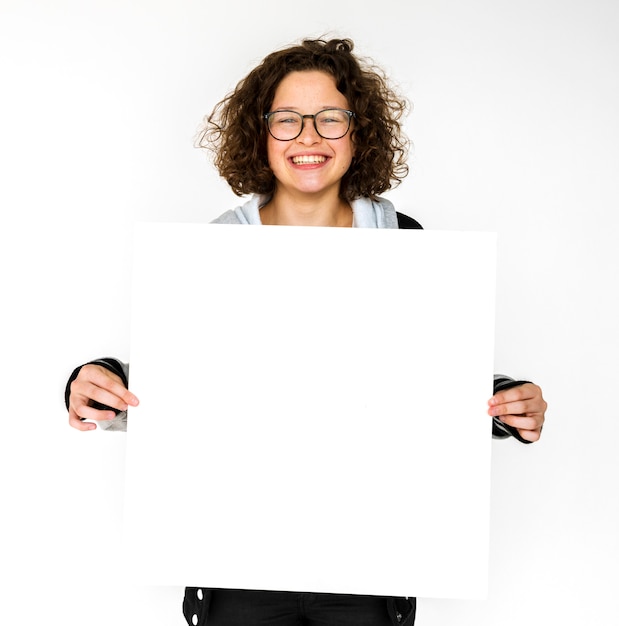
left=488, top=383, right=547, bottom=442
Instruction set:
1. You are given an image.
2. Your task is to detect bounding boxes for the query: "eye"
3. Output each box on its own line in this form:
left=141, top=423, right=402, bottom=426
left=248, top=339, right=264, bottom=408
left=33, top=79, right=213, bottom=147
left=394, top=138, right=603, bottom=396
left=317, top=110, right=348, bottom=124
left=271, top=112, right=301, bottom=125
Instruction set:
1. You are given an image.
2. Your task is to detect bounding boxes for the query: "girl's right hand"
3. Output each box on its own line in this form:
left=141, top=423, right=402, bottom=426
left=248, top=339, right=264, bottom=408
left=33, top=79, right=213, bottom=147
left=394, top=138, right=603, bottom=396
left=68, top=364, right=139, bottom=431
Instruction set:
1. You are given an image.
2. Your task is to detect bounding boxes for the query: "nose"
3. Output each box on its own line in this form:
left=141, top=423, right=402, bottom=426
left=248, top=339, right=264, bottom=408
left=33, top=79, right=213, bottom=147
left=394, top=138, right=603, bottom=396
left=296, top=116, right=321, bottom=144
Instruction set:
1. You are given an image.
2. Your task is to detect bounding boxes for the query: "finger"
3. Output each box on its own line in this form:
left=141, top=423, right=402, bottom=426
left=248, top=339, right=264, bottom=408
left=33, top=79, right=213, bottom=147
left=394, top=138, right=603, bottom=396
left=489, top=383, right=540, bottom=407
left=94, top=379, right=139, bottom=407
left=497, top=413, right=542, bottom=432
left=78, top=381, right=133, bottom=413
left=75, top=366, right=139, bottom=407
left=489, top=399, right=530, bottom=417
left=68, top=407, right=97, bottom=431
left=72, top=400, right=119, bottom=422
left=71, top=379, right=138, bottom=412
left=516, top=427, right=542, bottom=443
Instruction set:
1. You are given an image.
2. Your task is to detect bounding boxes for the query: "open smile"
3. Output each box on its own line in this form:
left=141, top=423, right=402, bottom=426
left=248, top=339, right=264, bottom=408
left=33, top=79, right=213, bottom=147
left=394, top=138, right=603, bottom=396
left=290, top=155, right=329, bottom=165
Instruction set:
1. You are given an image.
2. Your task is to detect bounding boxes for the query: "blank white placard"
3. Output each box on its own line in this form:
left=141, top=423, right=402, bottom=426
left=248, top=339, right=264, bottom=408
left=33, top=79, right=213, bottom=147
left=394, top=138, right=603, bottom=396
left=122, top=223, right=496, bottom=599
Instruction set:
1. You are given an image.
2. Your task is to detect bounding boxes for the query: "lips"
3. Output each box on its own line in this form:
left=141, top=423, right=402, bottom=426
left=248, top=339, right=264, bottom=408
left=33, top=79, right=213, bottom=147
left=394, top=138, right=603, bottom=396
left=290, top=155, right=328, bottom=165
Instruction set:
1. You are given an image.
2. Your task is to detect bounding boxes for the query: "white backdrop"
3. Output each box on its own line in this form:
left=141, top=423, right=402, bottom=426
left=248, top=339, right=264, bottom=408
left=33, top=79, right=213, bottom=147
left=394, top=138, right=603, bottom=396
left=1, top=0, right=617, bottom=624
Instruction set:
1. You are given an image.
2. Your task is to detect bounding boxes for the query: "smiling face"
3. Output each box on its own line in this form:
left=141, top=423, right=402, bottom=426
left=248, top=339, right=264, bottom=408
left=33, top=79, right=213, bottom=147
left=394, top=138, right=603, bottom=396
left=266, top=70, right=355, bottom=201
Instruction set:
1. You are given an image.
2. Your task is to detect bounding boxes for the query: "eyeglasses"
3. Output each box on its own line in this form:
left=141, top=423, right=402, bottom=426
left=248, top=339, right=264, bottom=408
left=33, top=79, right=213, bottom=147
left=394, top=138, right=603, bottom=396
left=263, top=108, right=355, bottom=141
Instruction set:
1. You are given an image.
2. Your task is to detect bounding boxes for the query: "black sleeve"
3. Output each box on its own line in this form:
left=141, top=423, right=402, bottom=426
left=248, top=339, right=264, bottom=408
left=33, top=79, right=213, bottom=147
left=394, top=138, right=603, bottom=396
left=396, top=212, right=423, bottom=230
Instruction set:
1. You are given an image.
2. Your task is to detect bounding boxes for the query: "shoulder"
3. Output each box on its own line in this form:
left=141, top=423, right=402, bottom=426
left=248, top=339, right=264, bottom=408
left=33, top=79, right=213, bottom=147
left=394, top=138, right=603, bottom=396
left=210, top=210, right=244, bottom=224
left=354, top=196, right=422, bottom=229
left=210, top=194, right=267, bottom=225
left=396, top=212, right=423, bottom=230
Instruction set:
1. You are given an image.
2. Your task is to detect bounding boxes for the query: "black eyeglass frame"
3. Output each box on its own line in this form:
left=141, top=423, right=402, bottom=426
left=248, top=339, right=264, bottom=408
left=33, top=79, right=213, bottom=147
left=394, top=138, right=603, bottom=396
left=263, top=108, right=356, bottom=141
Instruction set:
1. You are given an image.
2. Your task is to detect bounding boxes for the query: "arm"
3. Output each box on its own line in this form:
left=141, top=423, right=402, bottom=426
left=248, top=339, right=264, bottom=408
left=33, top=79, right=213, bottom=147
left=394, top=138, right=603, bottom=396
left=394, top=216, right=547, bottom=443
left=65, top=358, right=137, bottom=432
left=489, top=374, right=546, bottom=443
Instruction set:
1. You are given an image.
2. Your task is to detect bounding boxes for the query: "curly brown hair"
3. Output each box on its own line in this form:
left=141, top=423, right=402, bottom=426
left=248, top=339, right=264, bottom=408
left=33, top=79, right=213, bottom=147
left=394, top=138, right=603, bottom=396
left=196, top=38, right=410, bottom=201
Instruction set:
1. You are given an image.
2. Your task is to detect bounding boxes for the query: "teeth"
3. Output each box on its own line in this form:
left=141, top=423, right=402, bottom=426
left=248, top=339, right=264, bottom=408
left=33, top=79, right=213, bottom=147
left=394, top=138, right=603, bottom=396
left=292, top=155, right=327, bottom=164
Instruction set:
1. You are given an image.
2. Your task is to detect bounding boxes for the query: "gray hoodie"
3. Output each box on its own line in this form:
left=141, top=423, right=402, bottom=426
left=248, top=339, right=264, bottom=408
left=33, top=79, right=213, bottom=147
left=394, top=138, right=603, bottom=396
left=212, top=194, right=399, bottom=228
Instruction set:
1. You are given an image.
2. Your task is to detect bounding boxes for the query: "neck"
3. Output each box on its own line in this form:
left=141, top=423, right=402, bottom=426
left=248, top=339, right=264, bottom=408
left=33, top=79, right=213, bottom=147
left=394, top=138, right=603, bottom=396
left=260, top=189, right=352, bottom=227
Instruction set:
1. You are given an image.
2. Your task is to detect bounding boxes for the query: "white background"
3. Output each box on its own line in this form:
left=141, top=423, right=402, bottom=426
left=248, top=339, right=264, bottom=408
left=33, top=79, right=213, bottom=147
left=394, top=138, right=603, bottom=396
left=1, top=0, right=617, bottom=624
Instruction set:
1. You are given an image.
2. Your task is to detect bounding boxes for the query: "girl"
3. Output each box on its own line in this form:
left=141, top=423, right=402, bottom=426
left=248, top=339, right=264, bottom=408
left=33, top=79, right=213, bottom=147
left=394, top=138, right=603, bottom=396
left=65, top=37, right=546, bottom=626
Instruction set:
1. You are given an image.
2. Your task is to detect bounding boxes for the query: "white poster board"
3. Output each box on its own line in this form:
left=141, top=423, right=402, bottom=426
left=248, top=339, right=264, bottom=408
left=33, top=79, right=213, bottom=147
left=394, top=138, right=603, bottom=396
left=123, top=223, right=496, bottom=599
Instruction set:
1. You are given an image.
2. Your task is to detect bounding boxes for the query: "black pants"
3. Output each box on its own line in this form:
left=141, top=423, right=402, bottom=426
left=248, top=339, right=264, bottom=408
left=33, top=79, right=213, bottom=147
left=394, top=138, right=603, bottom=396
left=183, top=588, right=416, bottom=626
